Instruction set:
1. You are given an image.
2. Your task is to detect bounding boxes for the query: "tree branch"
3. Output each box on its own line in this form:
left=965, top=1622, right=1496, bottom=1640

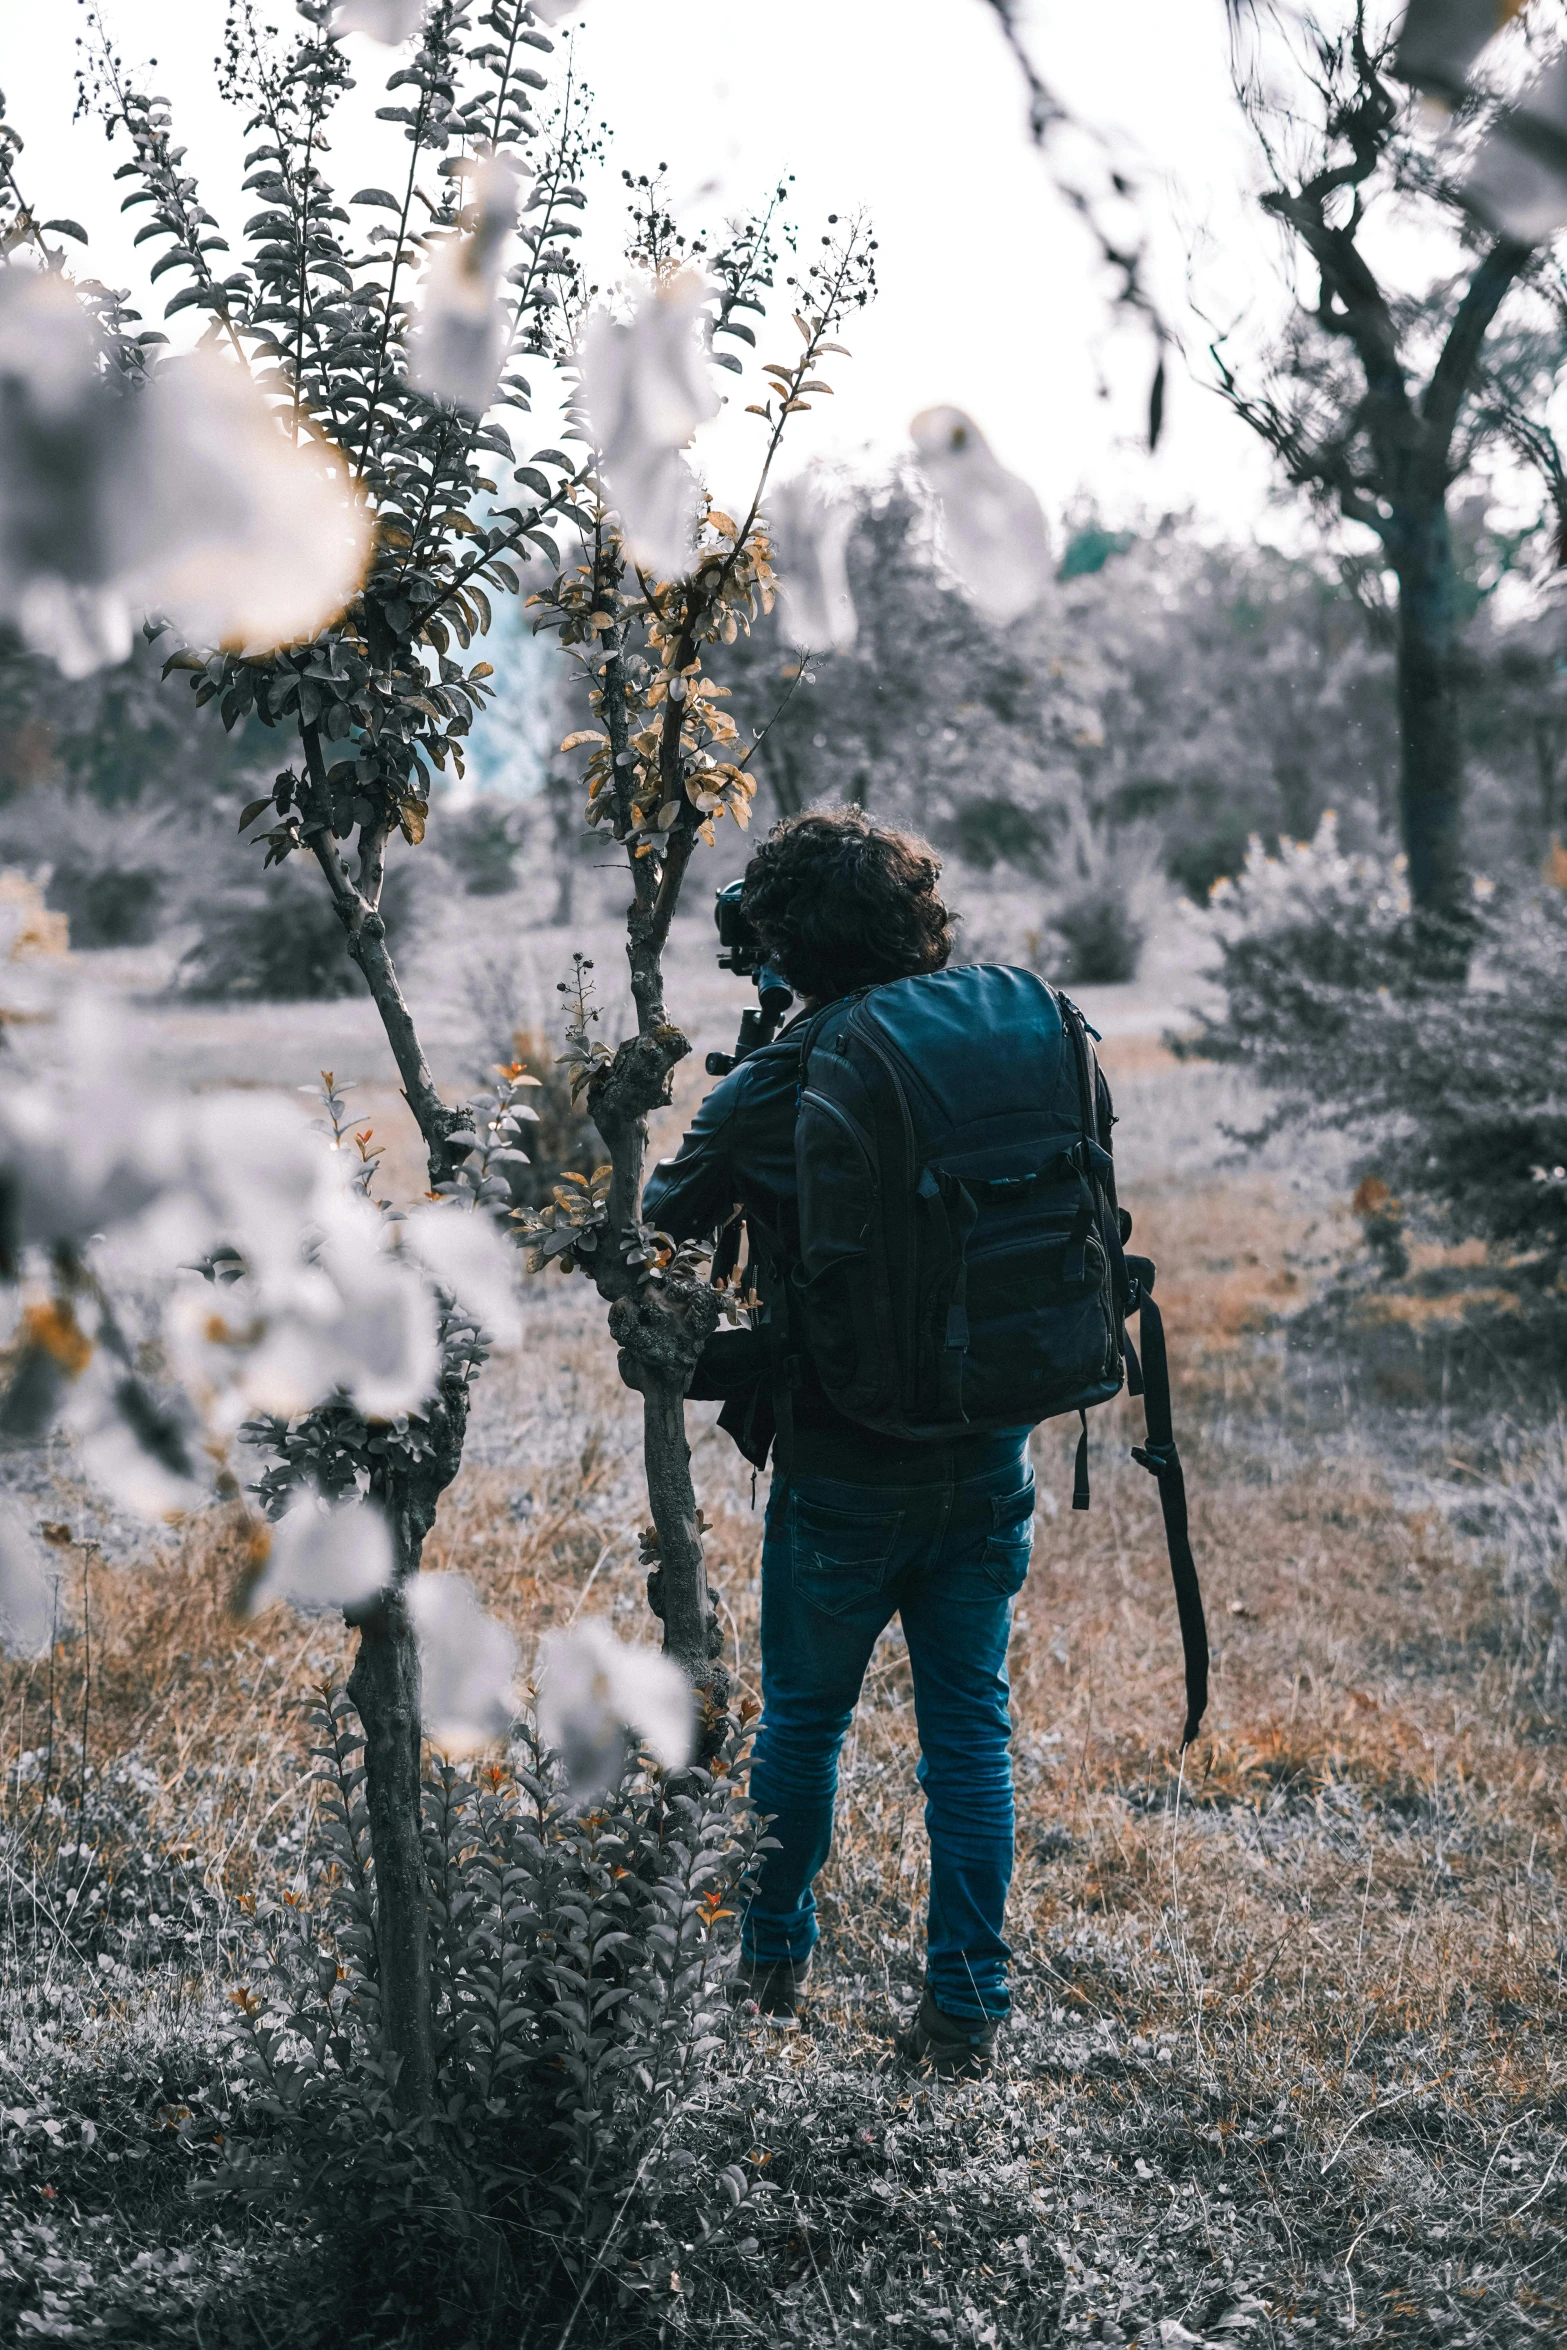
left=1423, top=236, right=1534, bottom=460
left=299, top=722, right=458, bottom=1185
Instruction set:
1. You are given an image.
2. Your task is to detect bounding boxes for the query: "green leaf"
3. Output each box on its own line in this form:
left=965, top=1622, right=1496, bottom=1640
left=42, top=218, right=89, bottom=244
left=237, top=797, right=275, bottom=831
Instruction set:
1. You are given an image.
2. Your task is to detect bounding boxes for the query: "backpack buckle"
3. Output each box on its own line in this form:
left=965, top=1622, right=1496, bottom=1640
left=1131, top=1440, right=1178, bottom=1479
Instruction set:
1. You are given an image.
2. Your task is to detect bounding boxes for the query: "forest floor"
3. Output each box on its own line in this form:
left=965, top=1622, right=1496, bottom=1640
left=1, top=918, right=1565, bottom=2347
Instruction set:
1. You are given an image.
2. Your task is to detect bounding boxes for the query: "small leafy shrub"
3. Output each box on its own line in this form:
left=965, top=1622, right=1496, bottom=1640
left=437, top=798, right=523, bottom=897
left=463, top=956, right=602, bottom=1214
left=177, top=856, right=420, bottom=1001
left=210, top=1688, right=765, bottom=2344
left=1184, top=816, right=1567, bottom=1281
left=1037, top=808, right=1164, bottom=987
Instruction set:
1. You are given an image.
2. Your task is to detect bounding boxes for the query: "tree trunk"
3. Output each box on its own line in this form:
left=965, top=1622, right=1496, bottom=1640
left=347, top=1581, right=433, bottom=2116
left=1393, top=501, right=1466, bottom=919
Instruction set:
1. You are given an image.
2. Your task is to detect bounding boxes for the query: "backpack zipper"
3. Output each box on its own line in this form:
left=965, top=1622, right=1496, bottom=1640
left=853, top=1016, right=922, bottom=1394
left=800, top=1088, right=878, bottom=1196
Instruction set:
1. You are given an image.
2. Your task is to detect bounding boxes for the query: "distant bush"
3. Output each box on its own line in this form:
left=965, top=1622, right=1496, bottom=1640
left=0, top=799, right=174, bottom=948
left=1037, top=809, right=1164, bottom=988
left=1182, top=816, right=1567, bottom=1281
left=177, top=855, right=420, bottom=1000
left=213, top=1688, right=762, bottom=2342
left=436, top=798, right=524, bottom=896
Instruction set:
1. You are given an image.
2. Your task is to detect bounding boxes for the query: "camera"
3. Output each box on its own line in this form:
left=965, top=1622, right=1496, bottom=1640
left=706, top=879, right=794, bottom=1075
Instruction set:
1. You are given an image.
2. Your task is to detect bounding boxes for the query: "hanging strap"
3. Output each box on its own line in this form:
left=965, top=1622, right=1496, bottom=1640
left=1125, top=1254, right=1209, bottom=1750
left=1072, top=1410, right=1091, bottom=1511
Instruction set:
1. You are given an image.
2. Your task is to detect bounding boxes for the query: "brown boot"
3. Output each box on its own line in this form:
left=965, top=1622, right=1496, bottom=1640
left=727, top=1950, right=812, bottom=2018
left=895, top=1984, right=1000, bottom=2078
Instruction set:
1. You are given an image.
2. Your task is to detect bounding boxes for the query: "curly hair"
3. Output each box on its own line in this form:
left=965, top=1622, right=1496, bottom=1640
left=739, top=807, right=954, bottom=1004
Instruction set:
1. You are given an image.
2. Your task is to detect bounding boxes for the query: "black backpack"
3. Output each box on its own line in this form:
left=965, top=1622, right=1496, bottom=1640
left=779, top=963, right=1208, bottom=1746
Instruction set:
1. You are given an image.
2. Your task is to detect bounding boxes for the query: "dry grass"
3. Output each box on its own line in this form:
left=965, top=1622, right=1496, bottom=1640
left=2, top=1038, right=1565, bottom=2346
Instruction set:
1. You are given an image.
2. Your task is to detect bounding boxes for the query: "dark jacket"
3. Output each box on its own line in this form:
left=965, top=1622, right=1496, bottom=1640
left=642, top=1014, right=824, bottom=1470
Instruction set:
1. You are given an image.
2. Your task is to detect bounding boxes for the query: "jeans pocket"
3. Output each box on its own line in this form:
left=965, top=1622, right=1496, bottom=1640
left=980, top=1479, right=1035, bottom=1597
left=789, top=1491, right=904, bottom=1617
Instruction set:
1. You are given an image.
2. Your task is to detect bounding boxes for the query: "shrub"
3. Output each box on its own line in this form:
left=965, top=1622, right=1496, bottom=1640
left=462, top=960, right=602, bottom=1214
left=1037, top=807, right=1165, bottom=987
left=0, top=798, right=175, bottom=948
left=177, top=856, right=420, bottom=1001
left=209, top=1688, right=765, bottom=2344
left=1183, top=816, right=1567, bottom=1280
left=437, top=799, right=523, bottom=897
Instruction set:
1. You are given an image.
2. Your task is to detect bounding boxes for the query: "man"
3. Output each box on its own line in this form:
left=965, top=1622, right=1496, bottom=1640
left=642, top=806, right=1044, bottom=2077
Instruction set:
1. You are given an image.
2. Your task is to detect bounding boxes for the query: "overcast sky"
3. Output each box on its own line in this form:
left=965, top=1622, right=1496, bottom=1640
left=4, top=0, right=1304, bottom=538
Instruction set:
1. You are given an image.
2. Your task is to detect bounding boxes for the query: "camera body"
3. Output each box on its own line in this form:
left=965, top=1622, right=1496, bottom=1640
left=706, top=879, right=794, bottom=1075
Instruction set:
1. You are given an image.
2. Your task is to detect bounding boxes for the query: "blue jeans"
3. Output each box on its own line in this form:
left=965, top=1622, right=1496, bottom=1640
left=743, top=1430, right=1034, bottom=2020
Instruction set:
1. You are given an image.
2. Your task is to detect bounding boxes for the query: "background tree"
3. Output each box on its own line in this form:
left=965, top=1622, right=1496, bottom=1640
left=1214, top=6, right=1567, bottom=922
left=521, top=208, right=875, bottom=1722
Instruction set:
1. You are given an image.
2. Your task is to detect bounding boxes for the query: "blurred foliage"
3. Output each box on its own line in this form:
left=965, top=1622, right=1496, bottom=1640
left=436, top=797, right=523, bottom=897
left=1183, top=816, right=1567, bottom=1281
left=177, top=853, right=422, bottom=1001
left=0, top=629, right=268, bottom=813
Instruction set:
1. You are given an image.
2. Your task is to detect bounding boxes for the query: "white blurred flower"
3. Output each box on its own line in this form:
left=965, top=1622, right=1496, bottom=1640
left=910, top=406, right=1052, bottom=627
left=246, top=1494, right=394, bottom=1616
left=172, top=1195, right=441, bottom=1431
left=578, top=273, right=720, bottom=577
left=409, top=155, right=525, bottom=416
left=407, top=1572, right=517, bottom=1750
left=315, top=1193, right=443, bottom=1418
left=528, top=0, right=583, bottom=22
left=0, top=1001, right=183, bottom=1256
left=399, top=1202, right=522, bottom=1348
left=769, top=473, right=858, bottom=652
left=330, top=0, right=428, bottom=39
left=64, top=1358, right=209, bottom=1522
left=133, top=350, right=371, bottom=654
left=536, top=1618, right=692, bottom=1797
left=0, top=269, right=139, bottom=677
left=0, top=268, right=371, bottom=676
left=0, top=1508, right=60, bottom=1659
left=1464, top=56, right=1567, bottom=244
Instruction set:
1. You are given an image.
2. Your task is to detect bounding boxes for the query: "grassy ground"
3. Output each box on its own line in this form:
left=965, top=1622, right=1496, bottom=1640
left=1, top=983, right=1564, bottom=2346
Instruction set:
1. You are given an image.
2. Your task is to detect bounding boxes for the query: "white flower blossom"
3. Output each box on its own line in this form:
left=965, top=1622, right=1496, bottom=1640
left=409, top=155, right=525, bottom=415
left=527, top=0, right=584, bottom=22
left=0, top=268, right=371, bottom=677
left=578, top=273, right=720, bottom=577
left=536, top=1618, right=692, bottom=1798
left=407, top=1573, right=518, bottom=1750
left=0, top=1508, right=60, bottom=1659
left=246, top=1494, right=394, bottom=1617
left=0, top=1001, right=183, bottom=1256
left=769, top=473, right=858, bottom=653
left=0, top=268, right=139, bottom=677
left=399, top=1201, right=522, bottom=1349
left=64, top=1357, right=209, bottom=1523
left=330, top=0, right=429, bottom=41
left=910, top=406, right=1052, bottom=627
